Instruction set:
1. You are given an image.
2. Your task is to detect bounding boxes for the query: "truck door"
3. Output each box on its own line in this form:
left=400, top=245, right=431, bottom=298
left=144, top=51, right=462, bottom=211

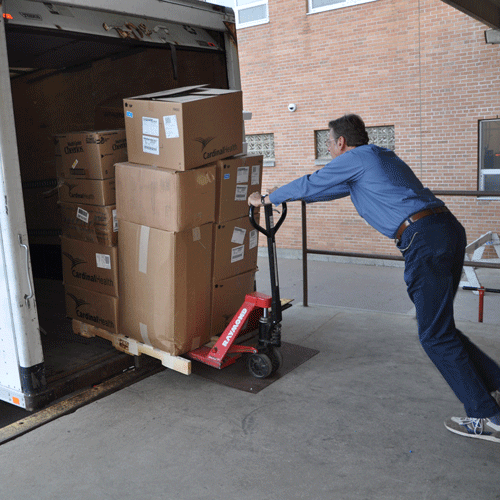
left=0, top=12, right=46, bottom=410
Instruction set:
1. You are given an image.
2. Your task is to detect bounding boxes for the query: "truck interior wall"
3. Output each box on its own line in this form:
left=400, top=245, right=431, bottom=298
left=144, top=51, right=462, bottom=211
left=3, top=39, right=230, bottom=405
left=10, top=45, right=229, bottom=281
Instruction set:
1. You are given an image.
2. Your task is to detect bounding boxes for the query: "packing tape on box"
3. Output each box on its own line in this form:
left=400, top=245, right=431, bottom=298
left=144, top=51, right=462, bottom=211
left=139, top=225, right=150, bottom=274
left=139, top=322, right=151, bottom=346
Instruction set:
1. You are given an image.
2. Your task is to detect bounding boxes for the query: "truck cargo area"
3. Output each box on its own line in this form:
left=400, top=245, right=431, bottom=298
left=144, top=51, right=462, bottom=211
left=3, top=1, right=232, bottom=410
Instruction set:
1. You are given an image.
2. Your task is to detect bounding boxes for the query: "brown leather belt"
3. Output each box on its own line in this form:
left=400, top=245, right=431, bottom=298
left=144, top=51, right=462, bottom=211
left=395, top=206, right=449, bottom=242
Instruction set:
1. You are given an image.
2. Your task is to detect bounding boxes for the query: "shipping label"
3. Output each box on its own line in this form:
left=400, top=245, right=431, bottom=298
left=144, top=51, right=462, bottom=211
left=236, top=166, right=249, bottom=184
left=76, top=207, right=89, bottom=224
left=143, top=136, right=160, bottom=155
left=192, top=227, right=201, bottom=242
left=163, top=115, right=180, bottom=139
left=251, top=165, right=261, bottom=185
left=112, top=209, right=118, bottom=232
left=231, top=245, right=245, bottom=263
left=234, top=184, right=248, bottom=201
left=231, top=227, right=246, bottom=245
left=142, top=117, right=159, bottom=136
left=249, top=229, right=258, bottom=249
left=96, top=253, right=112, bottom=270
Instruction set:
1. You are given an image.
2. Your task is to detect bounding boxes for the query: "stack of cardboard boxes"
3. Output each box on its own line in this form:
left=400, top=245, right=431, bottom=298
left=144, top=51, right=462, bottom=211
left=55, top=130, right=127, bottom=333
left=116, top=86, right=263, bottom=356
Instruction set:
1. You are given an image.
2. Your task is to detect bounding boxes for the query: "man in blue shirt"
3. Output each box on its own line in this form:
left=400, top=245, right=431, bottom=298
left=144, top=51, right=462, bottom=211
left=248, top=114, right=500, bottom=442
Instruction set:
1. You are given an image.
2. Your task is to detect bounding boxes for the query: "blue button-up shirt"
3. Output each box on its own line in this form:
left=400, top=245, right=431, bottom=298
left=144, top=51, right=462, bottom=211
left=268, top=144, right=444, bottom=239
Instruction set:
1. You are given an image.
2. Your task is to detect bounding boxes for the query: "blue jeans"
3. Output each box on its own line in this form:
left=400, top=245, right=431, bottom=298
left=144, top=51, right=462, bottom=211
left=398, top=211, right=500, bottom=418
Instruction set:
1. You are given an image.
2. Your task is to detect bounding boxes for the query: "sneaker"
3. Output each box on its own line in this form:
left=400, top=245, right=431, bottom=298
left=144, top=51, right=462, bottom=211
left=493, top=390, right=500, bottom=407
left=444, top=416, right=500, bottom=442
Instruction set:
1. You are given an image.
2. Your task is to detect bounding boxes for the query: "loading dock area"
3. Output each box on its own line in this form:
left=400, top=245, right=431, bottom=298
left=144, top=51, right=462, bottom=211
left=1, top=256, right=499, bottom=499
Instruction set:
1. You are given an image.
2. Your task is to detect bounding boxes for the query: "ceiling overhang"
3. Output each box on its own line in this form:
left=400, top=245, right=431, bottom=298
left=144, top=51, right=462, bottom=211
left=441, top=0, right=500, bottom=29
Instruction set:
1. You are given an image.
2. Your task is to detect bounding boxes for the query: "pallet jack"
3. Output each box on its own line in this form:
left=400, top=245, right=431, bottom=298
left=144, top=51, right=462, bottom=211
left=186, top=202, right=289, bottom=378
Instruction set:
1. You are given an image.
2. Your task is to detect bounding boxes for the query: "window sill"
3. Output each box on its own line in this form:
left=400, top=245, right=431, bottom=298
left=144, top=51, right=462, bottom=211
left=315, top=159, right=329, bottom=166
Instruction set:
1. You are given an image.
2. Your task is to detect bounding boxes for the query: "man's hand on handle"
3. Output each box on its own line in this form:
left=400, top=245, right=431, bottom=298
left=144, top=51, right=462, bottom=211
left=248, top=186, right=279, bottom=207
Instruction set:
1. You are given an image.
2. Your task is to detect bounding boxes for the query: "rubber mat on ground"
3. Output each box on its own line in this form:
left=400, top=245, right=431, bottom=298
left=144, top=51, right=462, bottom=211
left=190, top=342, right=319, bottom=394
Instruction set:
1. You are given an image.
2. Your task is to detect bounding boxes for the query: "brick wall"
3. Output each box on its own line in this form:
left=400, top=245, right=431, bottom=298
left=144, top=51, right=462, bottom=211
left=237, top=0, right=500, bottom=256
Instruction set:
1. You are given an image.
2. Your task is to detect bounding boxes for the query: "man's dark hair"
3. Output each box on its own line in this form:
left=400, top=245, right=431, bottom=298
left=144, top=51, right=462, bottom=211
left=329, top=114, right=369, bottom=147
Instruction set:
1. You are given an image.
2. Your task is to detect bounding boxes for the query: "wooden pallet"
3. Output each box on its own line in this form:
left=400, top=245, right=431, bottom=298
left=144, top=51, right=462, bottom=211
left=72, top=320, right=192, bottom=375
left=72, top=299, right=293, bottom=377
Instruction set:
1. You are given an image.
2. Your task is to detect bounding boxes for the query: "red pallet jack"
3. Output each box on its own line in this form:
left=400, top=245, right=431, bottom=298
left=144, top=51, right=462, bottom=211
left=186, top=202, right=289, bottom=378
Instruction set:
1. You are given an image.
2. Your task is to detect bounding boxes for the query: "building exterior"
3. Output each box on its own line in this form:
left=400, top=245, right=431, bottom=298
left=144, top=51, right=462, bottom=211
left=237, top=0, right=500, bottom=258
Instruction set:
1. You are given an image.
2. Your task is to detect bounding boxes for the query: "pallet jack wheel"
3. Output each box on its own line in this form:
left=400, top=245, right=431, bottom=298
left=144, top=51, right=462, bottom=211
left=267, top=347, right=283, bottom=374
left=247, top=353, right=273, bottom=379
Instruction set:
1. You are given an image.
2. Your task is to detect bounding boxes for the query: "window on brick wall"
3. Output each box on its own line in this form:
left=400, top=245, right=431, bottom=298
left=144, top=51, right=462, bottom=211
left=308, top=0, right=378, bottom=15
left=246, top=133, right=275, bottom=166
left=315, top=125, right=395, bottom=165
left=236, top=0, right=268, bottom=28
left=479, top=119, right=500, bottom=197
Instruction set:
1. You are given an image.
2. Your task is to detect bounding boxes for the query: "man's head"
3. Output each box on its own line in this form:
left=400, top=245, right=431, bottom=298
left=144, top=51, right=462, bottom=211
left=327, top=114, right=369, bottom=158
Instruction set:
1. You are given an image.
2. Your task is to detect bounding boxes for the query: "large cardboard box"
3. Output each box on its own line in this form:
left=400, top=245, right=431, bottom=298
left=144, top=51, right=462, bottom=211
left=118, top=219, right=213, bottom=355
left=211, top=269, right=256, bottom=336
left=215, top=155, right=263, bottom=223
left=54, top=129, right=127, bottom=180
left=58, top=178, right=115, bottom=206
left=61, top=237, right=118, bottom=296
left=60, top=202, right=118, bottom=246
left=212, top=215, right=260, bottom=282
left=123, top=86, right=243, bottom=171
left=115, top=162, right=216, bottom=232
left=64, top=284, right=119, bottom=334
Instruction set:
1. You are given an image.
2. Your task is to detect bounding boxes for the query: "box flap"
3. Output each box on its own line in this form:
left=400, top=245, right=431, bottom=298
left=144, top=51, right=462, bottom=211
left=158, top=95, right=211, bottom=103
left=193, top=89, right=238, bottom=95
left=126, top=85, right=209, bottom=101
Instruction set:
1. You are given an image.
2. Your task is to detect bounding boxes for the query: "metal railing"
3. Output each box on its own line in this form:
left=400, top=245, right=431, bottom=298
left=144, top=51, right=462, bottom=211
left=301, top=191, right=500, bottom=307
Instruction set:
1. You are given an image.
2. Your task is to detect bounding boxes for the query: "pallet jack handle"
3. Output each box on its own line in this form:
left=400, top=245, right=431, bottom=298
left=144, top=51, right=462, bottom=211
left=249, top=202, right=287, bottom=328
left=248, top=202, right=287, bottom=238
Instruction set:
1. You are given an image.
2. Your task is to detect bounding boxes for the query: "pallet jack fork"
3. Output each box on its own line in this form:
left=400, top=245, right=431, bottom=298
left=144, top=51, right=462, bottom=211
left=186, top=202, right=288, bottom=378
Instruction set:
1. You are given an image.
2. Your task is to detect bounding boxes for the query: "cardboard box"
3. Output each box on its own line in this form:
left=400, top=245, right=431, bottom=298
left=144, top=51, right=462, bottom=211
left=211, top=269, right=256, bottom=336
left=215, top=154, right=263, bottom=222
left=64, top=284, right=119, bottom=334
left=54, top=129, right=127, bottom=180
left=58, top=178, right=116, bottom=206
left=118, top=219, right=213, bottom=355
left=115, top=162, right=216, bottom=232
left=123, top=86, right=243, bottom=171
left=61, top=237, right=118, bottom=296
left=212, top=215, right=260, bottom=282
left=60, top=202, right=118, bottom=246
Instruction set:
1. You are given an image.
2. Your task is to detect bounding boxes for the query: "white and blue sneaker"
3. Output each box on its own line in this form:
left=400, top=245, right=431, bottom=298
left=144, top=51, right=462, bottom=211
left=445, top=415, right=500, bottom=443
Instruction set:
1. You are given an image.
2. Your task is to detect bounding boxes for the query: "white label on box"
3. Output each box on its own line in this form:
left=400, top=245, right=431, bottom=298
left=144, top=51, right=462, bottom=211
left=249, top=229, right=258, bottom=249
left=231, top=227, right=246, bottom=245
left=192, top=227, right=201, bottom=242
left=231, top=245, right=245, bottom=263
left=142, top=117, right=159, bottom=136
left=251, top=165, right=261, bottom=185
left=236, top=166, right=249, bottom=184
left=96, top=253, right=112, bottom=270
left=76, top=207, right=89, bottom=224
left=143, top=136, right=160, bottom=155
left=163, top=115, right=179, bottom=139
left=71, top=159, right=79, bottom=170
left=112, top=209, right=118, bottom=232
left=234, top=184, right=248, bottom=201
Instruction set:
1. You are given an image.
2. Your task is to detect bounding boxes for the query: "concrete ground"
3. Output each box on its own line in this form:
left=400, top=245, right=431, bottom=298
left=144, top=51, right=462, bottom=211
left=1, top=254, right=500, bottom=500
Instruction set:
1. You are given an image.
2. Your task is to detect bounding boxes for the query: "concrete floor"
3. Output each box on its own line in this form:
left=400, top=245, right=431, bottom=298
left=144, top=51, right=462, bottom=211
left=1, top=255, right=499, bottom=499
